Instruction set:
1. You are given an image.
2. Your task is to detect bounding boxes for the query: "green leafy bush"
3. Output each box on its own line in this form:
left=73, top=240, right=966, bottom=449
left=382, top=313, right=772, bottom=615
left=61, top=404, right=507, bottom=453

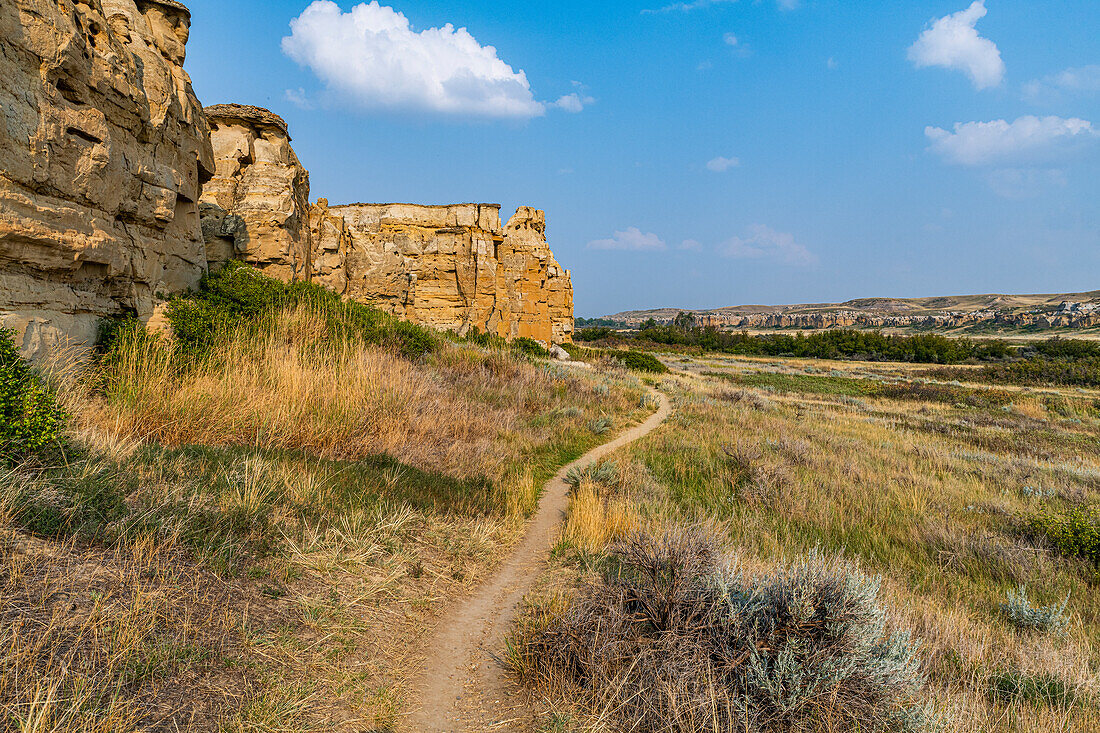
left=587, top=417, right=613, bottom=435
left=166, top=261, right=438, bottom=359
left=611, top=350, right=669, bottom=373
left=1026, top=505, right=1100, bottom=567
left=512, top=337, right=550, bottom=358
left=1, top=328, right=64, bottom=464
left=511, top=528, right=933, bottom=732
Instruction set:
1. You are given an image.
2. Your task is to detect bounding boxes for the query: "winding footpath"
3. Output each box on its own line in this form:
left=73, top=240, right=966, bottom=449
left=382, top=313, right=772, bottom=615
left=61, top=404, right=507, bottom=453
left=404, top=388, right=671, bottom=732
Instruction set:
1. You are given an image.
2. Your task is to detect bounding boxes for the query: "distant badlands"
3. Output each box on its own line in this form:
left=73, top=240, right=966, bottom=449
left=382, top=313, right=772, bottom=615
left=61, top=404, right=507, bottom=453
left=603, top=290, right=1100, bottom=332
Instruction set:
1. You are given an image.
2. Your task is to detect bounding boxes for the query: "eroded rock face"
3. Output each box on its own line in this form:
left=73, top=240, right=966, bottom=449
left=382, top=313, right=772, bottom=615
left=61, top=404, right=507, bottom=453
left=200, top=104, right=311, bottom=282
left=0, top=0, right=214, bottom=356
left=310, top=202, right=574, bottom=343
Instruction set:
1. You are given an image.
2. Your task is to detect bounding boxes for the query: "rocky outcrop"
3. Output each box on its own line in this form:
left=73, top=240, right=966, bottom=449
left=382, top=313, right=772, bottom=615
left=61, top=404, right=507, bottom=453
left=0, top=0, right=214, bottom=356
left=311, top=202, right=573, bottom=343
left=200, top=104, right=311, bottom=282
left=0, top=1, right=574, bottom=355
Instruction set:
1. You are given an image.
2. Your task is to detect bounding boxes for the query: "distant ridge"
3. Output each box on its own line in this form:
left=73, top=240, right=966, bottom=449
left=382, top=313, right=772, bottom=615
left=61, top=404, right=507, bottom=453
left=599, top=290, right=1100, bottom=331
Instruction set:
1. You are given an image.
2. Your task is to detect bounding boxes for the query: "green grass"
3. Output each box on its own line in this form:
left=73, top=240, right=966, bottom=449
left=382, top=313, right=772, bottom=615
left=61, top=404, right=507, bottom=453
left=705, top=370, right=1016, bottom=408
left=163, top=260, right=438, bottom=359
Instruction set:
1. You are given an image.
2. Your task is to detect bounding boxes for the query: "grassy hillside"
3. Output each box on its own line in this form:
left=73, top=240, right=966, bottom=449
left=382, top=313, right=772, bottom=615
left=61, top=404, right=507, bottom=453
left=512, top=354, right=1100, bottom=732
left=1, top=266, right=653, bottom=731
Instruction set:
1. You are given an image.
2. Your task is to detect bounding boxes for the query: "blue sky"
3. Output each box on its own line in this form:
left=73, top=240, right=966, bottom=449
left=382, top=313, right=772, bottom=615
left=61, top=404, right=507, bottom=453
left=182, top=1, right=1100, bottom=316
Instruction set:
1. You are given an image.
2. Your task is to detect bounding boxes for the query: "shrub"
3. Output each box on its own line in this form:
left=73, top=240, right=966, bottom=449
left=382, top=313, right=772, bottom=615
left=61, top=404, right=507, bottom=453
left=165, top=261, right=438, bottom=359
left=576, top=327, right=616, bottom=342
left=998, top=585, right=1069, bottom=633
left=587, top=417, right=613, bottom=435
left=0, top=328, right=64, bottom=464
left=565, top=460, right=619, bottom=491
left=512, top=337, right=550, bottom=358
left=611, top=350, right=669, bottom=374
left=1026, top=505, right=1100, bottom=567
left=511, top=527, right=933, bottom=732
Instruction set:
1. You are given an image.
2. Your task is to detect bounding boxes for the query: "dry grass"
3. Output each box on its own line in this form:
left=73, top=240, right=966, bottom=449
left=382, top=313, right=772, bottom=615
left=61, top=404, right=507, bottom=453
left=67, top=306, right=635, bottom=486
left=516, top=360, right=1100, bottom=732
left=561, top=480, right=640, bottom=554
left=3, top=305, right=654, bottom=731
left=0, top=531, right=245, bottom=732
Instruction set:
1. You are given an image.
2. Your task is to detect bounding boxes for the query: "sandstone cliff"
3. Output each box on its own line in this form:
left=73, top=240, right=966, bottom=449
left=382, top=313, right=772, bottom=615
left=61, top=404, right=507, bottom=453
left=311, top=201, right=573, bottom=343
left=200, top=104, right=311, bottom=282
left=0, top=0, right=214, bottom=356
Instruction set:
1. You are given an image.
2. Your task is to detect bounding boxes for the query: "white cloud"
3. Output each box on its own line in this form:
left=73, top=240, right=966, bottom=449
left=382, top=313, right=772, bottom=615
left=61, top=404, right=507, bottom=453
left=587, top=227, right=667, bottom=252
left=718, top=224, right=817, bottom=266
left=284, top=87, right=314, bottom=109
left=282, top=1, right=545, bottom=119
left=776, top=0, right=800, bottom=9
left=705, top=155, right=741, bottom=172
left=723, top=32, right=739, bottom=47
left=1024, top=65, right=1100, bottom=103
left=925, top=116, right=1097, bottom=166
left=552, top=92, right=596, bottom=113
left=680, top=239, right=703, bottom=251
left=826, top=56, right=838, bottom=70
left=908, top=1, right=1004, bottom=90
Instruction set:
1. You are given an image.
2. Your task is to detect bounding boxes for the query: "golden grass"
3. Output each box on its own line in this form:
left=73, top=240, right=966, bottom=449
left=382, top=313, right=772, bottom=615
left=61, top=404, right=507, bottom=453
left=67, top=306, right=626, bottom=483
left=562, top=480, right=640, bottom=554
left=520, top=362, right=1100, bottom=732
left=5, top=305, right=654, bottom=730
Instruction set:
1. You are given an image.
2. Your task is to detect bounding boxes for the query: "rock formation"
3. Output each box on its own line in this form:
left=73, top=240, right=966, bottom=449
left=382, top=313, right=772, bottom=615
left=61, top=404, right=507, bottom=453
left=311, top=202, right=573, bottom=343
left=0, top=0, right=214, bottom=356
left=200, top=104, right=311, bottom=282
left=0, top=1, right=574, bottom=354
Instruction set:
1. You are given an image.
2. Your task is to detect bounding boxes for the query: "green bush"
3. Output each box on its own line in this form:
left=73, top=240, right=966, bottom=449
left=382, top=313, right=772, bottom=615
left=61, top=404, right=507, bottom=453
left=611, top=350, right=669, bottom=374
left=165, top=261, right=438, bottom=359
left=1027, top=505, right=1100, bottom=567
left=1, top=328, right=65, bottom=464
left=512, top=337, right=550, bottom=358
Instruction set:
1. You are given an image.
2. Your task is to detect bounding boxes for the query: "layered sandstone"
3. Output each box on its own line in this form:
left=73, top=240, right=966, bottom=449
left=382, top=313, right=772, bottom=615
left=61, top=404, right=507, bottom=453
left=0, top=0, right=214, bottom=356
left=311, top=202, right=573, bottom=343
left=200, top=104, right=311, bottom=282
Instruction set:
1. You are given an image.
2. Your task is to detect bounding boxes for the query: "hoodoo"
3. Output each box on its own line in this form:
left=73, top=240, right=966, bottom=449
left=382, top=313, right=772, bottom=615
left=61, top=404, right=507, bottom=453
left=310, top=201, right=574, bottom=343
left=0, top=0, right=214, bottom=357
left=200, top=104, right=312, bottom=283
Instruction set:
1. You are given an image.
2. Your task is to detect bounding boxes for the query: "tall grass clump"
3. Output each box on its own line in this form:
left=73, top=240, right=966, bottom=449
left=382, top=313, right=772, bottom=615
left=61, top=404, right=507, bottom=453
left=511, top=527, right=933, bottom=733
left=1, top=328, right=64, bottom=464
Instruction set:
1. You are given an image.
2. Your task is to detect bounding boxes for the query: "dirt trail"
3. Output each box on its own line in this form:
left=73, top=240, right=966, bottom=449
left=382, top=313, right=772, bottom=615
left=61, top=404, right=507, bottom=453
left=404, top=388, right=671, bottom=732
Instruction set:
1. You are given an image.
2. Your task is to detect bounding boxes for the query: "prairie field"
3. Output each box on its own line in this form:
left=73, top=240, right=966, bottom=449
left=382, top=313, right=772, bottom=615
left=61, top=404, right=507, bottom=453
left=513, top=353, right=1100, bottom=733
left=0, top=274, right=653, bottom=732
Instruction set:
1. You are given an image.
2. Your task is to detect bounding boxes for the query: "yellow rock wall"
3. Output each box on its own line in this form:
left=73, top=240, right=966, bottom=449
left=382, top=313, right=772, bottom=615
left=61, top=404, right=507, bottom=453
left=310, top=201, right=573, bottom=343
left=0, top=0, right=214, bottom=356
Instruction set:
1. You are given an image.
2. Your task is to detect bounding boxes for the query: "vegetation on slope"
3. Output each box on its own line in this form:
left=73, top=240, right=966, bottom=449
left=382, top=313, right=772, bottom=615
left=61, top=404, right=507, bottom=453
left=1, top=328, right=64, bottom=465
left=1, top=264, right=653, bottom=731
left=579, top=318, right=1100, bottom=387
